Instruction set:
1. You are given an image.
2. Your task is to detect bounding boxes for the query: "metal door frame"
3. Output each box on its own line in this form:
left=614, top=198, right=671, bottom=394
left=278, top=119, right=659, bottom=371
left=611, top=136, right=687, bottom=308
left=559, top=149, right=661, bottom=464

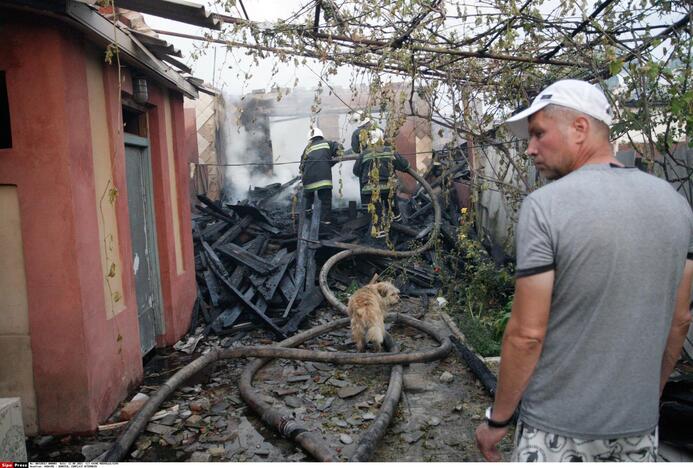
left=124, top=132, right=165, bottom=342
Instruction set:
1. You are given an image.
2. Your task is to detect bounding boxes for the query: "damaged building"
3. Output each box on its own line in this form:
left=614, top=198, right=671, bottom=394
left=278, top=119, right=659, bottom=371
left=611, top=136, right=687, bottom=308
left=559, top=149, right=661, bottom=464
left=0, top=0, right=210, bottom=435
left=1, top=0, right=690, bottom=463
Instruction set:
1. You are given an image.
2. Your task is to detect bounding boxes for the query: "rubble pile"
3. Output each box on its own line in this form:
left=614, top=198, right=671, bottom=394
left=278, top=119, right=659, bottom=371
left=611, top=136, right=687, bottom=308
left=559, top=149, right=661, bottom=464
left=190, top=152, right=471, bottom=341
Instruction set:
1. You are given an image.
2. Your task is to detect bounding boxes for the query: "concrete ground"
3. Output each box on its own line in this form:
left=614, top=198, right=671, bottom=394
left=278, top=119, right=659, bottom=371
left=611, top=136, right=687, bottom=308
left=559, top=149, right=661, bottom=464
left=26, top=297, right=517, bottom=462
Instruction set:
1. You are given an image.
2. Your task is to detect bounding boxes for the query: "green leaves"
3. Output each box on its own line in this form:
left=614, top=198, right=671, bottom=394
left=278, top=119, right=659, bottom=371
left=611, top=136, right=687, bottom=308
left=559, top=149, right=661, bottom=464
left=608, top=59, right=623, bottom=76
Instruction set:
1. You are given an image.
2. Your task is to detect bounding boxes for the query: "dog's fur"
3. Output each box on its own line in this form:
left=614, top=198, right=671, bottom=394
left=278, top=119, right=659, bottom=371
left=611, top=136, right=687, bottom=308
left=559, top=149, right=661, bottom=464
left=347, top=281, right=400, bottom=352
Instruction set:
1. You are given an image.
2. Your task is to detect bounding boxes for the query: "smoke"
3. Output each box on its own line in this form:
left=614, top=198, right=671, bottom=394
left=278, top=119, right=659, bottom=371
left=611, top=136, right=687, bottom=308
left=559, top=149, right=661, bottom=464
left=219, top=90, right=362, bottom=208
left=220, top=92, right=284, bottom=203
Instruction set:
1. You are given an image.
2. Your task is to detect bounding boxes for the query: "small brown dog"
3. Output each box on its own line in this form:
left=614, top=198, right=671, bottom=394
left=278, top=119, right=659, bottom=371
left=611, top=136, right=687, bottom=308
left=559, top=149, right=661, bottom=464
left=347, top=281, right=400, bottom=352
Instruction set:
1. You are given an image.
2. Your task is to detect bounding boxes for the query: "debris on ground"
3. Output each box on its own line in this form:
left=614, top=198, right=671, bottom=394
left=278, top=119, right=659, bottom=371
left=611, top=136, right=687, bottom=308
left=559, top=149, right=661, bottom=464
left=26, top=300, right=513, bottom=462
left=189, top=157, right=470, bottom=341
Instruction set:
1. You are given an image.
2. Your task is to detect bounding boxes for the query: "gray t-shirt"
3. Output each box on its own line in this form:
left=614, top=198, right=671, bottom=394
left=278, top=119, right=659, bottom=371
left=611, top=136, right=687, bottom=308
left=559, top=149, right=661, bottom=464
left=515, top=163, right=693, bottom=439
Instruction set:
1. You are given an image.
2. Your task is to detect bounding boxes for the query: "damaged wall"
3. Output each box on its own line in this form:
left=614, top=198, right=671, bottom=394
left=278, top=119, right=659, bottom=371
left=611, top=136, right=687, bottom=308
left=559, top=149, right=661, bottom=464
left=217, top=85, right=431, bottom=206
left=0, top=13, right=196, bottom=434
left=185, top=92, right=225, bottom=201
left=470, top=141, right=535, bottom=255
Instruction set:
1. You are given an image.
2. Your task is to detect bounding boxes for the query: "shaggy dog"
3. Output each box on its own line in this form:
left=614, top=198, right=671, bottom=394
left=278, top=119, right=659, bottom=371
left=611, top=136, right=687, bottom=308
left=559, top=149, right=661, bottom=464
left=347, top=281, right=400, bottom=352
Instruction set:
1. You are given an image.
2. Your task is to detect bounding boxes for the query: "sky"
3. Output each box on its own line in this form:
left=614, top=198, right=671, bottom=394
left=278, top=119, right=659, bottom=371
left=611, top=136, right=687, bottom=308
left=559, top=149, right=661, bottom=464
left=144, top=0, right=358, bottom=96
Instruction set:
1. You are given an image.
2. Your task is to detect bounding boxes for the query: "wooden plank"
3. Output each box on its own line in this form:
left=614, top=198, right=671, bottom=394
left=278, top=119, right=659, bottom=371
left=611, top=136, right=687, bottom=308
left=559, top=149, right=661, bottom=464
left=201, top=241, right=286, bottom=338
left=216, top=242, right=277, bottom=275
left=228, top=236, right=264, bottom=288
left=211, top=215, right=252, bottom=248
left=281, top=287, right=324, bottom=335
left=283, top=195, right=310, bottom=317
left=249, top=249, right=294, bottom=301
left=304, top=193, right=322, bottom=294
left=278, top=267, right=297, bottom=302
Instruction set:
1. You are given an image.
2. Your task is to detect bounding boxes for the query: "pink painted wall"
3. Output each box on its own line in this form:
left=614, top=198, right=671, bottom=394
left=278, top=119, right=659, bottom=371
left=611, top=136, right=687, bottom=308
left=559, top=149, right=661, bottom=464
left=0, top=14, right=196, bottom=433
left=147, top=88, right=197, bottom=346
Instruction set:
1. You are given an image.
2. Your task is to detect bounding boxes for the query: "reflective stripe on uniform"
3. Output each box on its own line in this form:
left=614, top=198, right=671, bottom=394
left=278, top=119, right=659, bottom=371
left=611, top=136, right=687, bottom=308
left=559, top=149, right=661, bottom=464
left=361, top=183, right=392, bottom=193
left=304, top=180, right=333, bottom=191
left=362, top=151, right=394, bottom=162
left=305, top=142, right=331, bottom=155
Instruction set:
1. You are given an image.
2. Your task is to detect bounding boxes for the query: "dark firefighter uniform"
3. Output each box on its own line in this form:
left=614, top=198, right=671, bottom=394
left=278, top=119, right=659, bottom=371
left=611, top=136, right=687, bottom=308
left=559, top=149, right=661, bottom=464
left=352, top=145, right=410, bottom=237
left=350, top=121, right=378, bottom=154
left=299, top=136, right=342, bottom=223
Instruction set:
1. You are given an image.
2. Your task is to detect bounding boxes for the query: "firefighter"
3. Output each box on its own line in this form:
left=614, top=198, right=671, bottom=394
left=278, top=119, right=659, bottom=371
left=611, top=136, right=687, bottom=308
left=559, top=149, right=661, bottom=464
left=299, top=127, right=342, bottom=224
left=352, top=127, right=410, bottom=239
left=350, top=112, right=380, bottom=154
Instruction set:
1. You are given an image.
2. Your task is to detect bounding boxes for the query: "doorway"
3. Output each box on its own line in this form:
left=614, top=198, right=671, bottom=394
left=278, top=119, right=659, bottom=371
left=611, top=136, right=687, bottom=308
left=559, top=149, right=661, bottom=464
left=124, top=133, right=164, bottom=355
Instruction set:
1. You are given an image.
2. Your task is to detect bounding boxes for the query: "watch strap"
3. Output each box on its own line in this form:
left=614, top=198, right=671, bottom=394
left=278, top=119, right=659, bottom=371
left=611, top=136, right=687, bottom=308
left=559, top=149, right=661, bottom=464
left=484, top=406, right=513, bottom=428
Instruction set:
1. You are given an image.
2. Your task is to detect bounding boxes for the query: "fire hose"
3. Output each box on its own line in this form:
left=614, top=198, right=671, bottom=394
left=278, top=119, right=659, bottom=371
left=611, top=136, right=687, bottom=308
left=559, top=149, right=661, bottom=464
left=103, top=167, right=444, bottom=462
left=102, top=315, right=449, bottom=461
left=315, top=166, right=443, bottom=460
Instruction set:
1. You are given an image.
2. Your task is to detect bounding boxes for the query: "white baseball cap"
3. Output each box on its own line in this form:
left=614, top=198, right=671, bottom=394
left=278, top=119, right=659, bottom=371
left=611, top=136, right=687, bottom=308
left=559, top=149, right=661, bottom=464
left=505, top=79, right=613, bottom=138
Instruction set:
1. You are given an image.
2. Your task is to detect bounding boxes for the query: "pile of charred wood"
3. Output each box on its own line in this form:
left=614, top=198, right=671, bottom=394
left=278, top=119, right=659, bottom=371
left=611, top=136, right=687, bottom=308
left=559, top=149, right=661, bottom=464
left=191, top=149, right=472, bottom=340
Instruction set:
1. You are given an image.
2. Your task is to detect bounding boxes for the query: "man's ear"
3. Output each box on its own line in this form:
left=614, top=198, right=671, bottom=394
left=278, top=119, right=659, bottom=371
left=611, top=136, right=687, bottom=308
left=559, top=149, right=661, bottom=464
left=572, top=115, right=590, bottom=143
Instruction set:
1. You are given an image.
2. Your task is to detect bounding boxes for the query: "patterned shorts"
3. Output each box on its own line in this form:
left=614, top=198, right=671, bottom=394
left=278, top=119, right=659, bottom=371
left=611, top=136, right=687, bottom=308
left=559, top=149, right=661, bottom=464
left=511, top=420, right=658, bottom=462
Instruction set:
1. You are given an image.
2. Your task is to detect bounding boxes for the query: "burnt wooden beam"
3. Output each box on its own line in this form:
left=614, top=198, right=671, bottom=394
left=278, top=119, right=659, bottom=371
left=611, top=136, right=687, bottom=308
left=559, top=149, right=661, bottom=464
left=319, top=232, right=359, bottom=248
left=202, top=269, right=222, bottom=307
left=250, top=220, right=281, bottom=235
left=228, top=236, right=265, bottom=288
left=283, top=196, right=311, bottom=317
left=200, top=220, right=227, bottom=241
left=303, top=193, right=322, bottom=294
left=212, top=215, right=252, bottom=248
left=198, top=250, right=222, bottom=308
left=188, top=294, right=201, bottom=334
left=249, top=250, right=295, bottom=301
left=195, top=204, right=237, bottom=224
left=225, top=203, right=275, bottom=227
left=278, top=267, right=297, bottom=303
left=217, top=242, right=277, bottom=275
left=206, top=306, right=242, bottom=335
left=450, top=336, right=497, bottom=396
left=201, top=241, right=286, bottom=338
left=281, top=287, right=324, bottom=335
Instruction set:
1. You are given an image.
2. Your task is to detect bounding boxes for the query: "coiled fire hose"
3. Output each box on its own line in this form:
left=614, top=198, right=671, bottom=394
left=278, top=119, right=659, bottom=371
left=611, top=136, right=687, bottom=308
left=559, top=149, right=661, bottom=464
left=316, top=166, right=443, bottom=460
left=103, top=167, right=444, bottom=462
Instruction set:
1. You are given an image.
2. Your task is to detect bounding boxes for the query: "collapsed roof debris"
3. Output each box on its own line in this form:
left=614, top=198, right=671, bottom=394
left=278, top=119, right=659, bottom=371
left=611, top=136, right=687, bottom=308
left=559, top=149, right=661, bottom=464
left=188, top=147, right=471, bottom=344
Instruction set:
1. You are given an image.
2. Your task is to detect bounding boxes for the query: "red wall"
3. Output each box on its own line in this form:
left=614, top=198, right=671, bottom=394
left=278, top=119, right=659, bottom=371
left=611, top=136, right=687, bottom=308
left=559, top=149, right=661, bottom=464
left=147, top=88, right=197, bottom=345
left=0, top=15, right=196, bottom=433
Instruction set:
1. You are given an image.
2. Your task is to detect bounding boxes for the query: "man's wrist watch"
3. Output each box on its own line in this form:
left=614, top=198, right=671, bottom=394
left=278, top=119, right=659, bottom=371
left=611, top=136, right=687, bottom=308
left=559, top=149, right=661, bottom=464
left=484, top=406, right=513, bottom=428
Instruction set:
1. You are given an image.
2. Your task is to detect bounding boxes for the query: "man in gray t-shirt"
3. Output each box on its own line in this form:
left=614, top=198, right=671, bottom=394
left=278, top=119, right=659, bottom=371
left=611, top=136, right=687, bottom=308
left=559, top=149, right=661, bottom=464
left=475, top=79, right=693, bottom=462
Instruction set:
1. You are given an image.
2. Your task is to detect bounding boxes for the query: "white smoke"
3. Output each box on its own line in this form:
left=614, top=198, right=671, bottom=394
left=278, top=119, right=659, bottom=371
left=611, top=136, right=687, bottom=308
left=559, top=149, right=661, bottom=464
left=220, top=92, right=285, bottom=203
left=220, top=90, right=362, bottom=208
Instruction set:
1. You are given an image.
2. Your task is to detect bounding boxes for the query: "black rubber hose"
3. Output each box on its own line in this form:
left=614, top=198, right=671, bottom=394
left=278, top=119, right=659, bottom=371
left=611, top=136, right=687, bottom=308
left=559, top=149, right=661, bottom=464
left=319, top=166, right=442, bottom=315
left=450, top=336, right=497, bottom=397
left=102, top=315, right=449, bottom=461
left=240, top=316, right=447, bottom=462
left=239, top=320, right=346, bottom=462
left=306, top=166, right=444, bottom=461
left=350, top=340, right=403, bottom=462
